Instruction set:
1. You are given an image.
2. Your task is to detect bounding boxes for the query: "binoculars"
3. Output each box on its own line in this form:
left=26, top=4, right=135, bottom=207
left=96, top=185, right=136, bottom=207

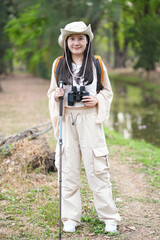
left=68, top=86, right=89, bottom=106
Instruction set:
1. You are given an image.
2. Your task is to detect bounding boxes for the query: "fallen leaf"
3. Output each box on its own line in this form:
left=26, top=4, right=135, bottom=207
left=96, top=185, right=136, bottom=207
left=127, top=226, right=136, bottom=231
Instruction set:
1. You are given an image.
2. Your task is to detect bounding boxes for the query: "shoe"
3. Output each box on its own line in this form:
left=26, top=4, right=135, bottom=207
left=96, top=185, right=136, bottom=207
left=63, top=224, right=75, bottom=232
left=105, top=224, right=118, bottom=233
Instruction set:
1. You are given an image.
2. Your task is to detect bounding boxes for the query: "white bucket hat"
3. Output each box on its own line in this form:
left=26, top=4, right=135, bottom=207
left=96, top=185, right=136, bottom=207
left=58, top=21, right=94, bottom=48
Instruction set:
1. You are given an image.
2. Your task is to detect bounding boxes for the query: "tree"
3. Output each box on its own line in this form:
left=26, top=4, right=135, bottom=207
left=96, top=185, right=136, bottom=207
left=5, top=0, right=104, bottom=78
left=0, top=0, right=13, bottom=75
left=4, top=0, right=160, bottom=77
left=131, top=15, right=160, bottom=71
left=99, top=0, right=134, bottom=68
left=129, top=0, right=160, bottom=71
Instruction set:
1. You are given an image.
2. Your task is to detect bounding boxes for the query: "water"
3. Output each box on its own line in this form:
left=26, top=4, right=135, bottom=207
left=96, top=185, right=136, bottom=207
left=105, top=80, right=160, bottom=148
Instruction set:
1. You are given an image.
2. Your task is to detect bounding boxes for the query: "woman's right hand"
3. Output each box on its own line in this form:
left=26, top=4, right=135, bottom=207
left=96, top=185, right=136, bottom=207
left=55, top=87, right=65, bottom=101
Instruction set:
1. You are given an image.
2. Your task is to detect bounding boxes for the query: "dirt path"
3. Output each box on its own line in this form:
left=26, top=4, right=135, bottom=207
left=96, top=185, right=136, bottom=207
left=0, top=73, right=159, bottom=240
left=0, top=73, right=50, bottom=135
left=110, top=151, right=160, bottom=239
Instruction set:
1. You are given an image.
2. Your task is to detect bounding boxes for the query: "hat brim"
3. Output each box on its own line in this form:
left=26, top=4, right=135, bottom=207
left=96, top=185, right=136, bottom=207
left=58, top=24, right=94, bottom=48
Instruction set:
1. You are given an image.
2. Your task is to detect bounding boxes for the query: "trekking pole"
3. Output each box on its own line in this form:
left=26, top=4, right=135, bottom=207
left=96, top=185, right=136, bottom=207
left=58, top=80, right=63, bottom=240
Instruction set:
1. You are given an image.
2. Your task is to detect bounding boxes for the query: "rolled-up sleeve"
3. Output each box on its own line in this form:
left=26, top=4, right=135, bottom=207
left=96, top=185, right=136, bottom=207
left=47, top=59, right=60, bottom=139
left=96, top=61, right=113, bottom=123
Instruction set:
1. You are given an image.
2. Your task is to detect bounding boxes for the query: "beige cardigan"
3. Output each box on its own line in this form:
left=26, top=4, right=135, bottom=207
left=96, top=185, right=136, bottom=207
left=47, top=57, right=113, bottom=139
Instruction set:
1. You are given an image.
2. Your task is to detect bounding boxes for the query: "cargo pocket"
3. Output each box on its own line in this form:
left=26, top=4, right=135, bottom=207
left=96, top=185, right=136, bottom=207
left=93, top=146, right=109, bottom=174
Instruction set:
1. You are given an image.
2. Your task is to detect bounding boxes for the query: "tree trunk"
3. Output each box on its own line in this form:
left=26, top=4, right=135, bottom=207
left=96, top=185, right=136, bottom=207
left=106, top=38, right=112, bottom=66
left=0, top=122, right=52, bottom=149
left=144, top=0, right=150, bottom=15
left=0, top=82, right=2, bottom=92
left=113, top=22, right=128, bottom=68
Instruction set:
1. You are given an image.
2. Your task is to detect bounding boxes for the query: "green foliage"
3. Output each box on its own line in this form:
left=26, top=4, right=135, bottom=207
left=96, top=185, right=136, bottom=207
left=105, top=127, right=160, bottom=188
left=0, top=0, right=13, bottom=74
left=38, top=199, right=59, bottom=226
left=131, top=15, right=160, bottom=71
left=2, top=0, right=160, bottom=77
left=127, top=0, right=160, bottom=71
left=81, top=207, right=106, bottom=235
left=5, top=0, right=104, bottom=78
left=0, top=144, right=13, bottom=158
left=5, top=0, right=89, bottom=78
left=5, top=3, right=50, bottom=77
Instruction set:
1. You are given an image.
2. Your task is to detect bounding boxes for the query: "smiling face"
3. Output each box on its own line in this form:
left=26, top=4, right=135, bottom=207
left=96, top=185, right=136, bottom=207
left=67, top=34, right=88, bottom=57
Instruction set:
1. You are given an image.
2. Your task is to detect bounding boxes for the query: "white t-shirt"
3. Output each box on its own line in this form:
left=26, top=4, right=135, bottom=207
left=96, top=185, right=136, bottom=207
left=64, top=62, right=97, bottom=107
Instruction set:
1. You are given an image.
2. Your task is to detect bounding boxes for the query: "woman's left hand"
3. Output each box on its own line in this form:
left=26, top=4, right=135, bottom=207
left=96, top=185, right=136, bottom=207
left=82, top=96, right=98, bottom=107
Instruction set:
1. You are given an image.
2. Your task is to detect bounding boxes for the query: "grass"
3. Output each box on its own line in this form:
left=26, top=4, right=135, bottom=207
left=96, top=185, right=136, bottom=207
left=78, top=167, right=121, bottom=238
left=0, top=144, right=13, bottom=158
left=0, top=165, right=122, bottom=240
left=1, top=72, right=160, bottom=239
left=0, top=72, right=160, bottom=240
left=80, top=168, right=107, bottom=236
left=0, top=179, right=58, bottom=239
left=81, top=208, right=106, bottom=235
left=104, top=126, right=160, bottom=188
left=1, top=129, right=160, bottom=239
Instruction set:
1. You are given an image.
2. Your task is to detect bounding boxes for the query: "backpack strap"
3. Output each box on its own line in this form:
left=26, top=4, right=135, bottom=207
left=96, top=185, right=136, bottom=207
left=54, top=56, right=63, bottom=83
left=54, top=55, right=104, bottom=92
left=92, top=55, right=104, bottom=93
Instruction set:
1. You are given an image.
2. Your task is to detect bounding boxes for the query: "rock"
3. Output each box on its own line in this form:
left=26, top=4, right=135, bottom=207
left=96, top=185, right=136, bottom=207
left=127, top=226, right=136, bottom=231
left=6, top=159, right=10, bottom=164
left=8, top=167, right=13, bottom=173
left=116, top=197, right=122, bottom=202
left=1, top=189, right=7, bottom=193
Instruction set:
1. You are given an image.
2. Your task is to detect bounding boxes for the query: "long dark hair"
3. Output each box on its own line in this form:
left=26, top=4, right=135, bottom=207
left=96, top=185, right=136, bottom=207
left=58, top=35, right=93, bottom=85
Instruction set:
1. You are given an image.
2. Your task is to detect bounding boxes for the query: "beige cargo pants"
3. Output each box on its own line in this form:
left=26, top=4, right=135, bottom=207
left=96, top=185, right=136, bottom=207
left=55, top=107, right=121, bottom=227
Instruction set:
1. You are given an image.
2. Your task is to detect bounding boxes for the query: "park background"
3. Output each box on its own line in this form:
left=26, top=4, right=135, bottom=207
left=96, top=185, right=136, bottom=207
left=0, top=0, right=160, bottom=239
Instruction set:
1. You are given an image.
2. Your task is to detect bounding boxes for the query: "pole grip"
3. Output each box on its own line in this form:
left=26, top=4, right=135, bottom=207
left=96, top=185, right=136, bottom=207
left=59, top=80, right=63, bottom=117
left=59, top=97, right=63, bottom=117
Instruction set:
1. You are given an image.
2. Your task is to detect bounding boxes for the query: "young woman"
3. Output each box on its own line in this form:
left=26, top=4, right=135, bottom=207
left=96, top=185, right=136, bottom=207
left=47, top=21, right=121, bottom=233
